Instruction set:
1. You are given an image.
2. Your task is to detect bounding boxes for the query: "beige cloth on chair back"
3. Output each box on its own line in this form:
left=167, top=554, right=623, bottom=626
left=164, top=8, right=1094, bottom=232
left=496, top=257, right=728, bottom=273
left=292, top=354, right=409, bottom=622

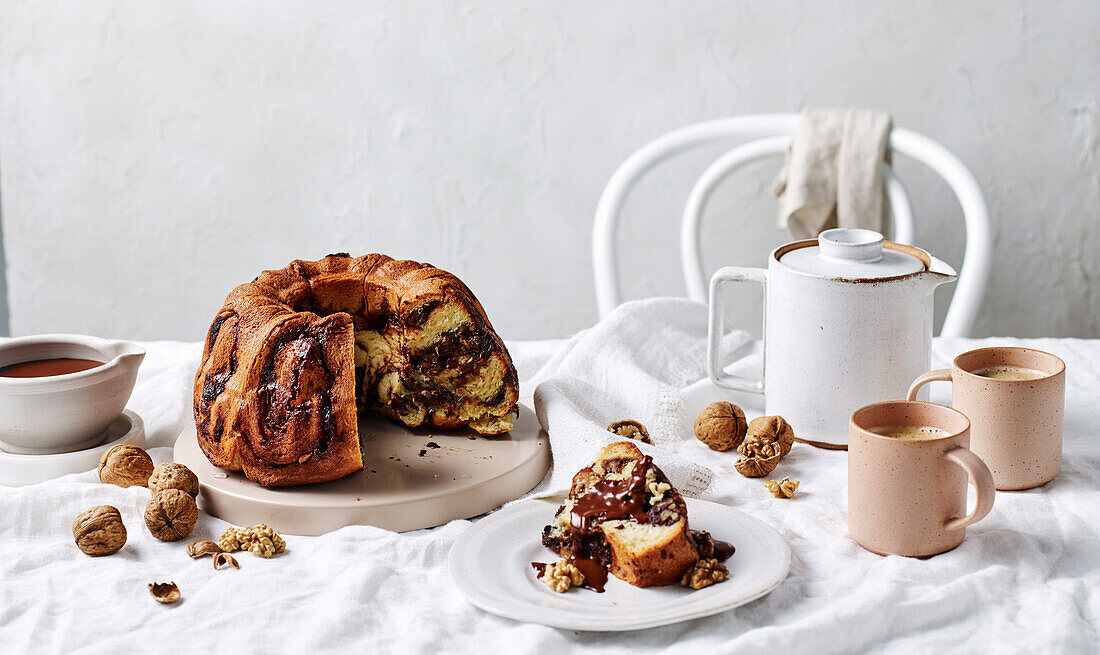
left=771, top=108, right=892, bottom=239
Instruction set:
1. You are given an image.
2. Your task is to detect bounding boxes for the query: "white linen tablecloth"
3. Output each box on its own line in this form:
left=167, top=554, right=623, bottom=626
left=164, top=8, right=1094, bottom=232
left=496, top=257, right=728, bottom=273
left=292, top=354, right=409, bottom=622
left=1, top=300, right=1098, bottom=653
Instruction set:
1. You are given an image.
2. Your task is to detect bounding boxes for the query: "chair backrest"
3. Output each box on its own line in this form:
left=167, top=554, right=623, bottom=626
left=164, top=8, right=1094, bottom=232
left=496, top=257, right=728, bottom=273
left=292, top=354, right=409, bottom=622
left=592, top=113, right=992, bottom=338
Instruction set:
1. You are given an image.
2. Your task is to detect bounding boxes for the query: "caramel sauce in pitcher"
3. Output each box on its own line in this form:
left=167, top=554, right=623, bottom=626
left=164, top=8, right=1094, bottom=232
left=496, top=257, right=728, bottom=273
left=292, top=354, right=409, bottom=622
left=0, top=358, right=103, bottom=378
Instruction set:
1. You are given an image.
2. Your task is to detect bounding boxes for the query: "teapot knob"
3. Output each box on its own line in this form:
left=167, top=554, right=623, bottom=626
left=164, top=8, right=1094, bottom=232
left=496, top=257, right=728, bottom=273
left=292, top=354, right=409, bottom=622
left=818, top=228, right=884, bottom=263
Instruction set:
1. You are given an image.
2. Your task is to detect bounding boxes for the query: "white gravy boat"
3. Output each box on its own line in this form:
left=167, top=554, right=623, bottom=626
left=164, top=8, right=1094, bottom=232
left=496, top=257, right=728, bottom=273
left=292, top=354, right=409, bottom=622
left=0, top=334, right=145, bottom=454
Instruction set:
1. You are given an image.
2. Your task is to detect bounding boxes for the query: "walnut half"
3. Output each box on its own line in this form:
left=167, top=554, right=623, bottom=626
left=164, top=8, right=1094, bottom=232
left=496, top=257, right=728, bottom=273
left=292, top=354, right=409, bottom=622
left=607, top=420, right=653, bottom=445
left=680, top=558, right=729, bottom=590
left=539, top=560, right=585, bottom=593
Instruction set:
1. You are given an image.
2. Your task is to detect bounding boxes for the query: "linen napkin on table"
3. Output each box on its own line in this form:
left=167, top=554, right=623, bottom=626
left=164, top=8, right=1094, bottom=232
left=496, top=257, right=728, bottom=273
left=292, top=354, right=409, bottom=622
left=771, top=107, right=892, bottom=239
left=521, top=298, right=752, bottom=500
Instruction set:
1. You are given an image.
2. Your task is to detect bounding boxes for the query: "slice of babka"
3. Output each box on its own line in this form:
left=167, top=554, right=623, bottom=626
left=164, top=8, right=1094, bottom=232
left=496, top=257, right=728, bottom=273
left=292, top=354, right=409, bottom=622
left=540, top=442, right=700, bottom=588
left=194, top=254, right=519, bottom=486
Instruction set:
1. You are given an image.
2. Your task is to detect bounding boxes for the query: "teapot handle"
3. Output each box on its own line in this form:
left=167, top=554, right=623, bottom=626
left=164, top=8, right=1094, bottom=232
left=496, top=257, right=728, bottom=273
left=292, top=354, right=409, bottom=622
left=708, top=266, right=766, bottom=393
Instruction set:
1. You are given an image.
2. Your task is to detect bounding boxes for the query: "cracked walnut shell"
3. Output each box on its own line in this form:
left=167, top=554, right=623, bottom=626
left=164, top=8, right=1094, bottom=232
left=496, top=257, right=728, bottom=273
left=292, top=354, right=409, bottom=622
left=148, top=462, right=199, bottom=498
left=734, top=439, right=781, bottom=477
left=693, top=401, right=748, bottom=451
left=148, top=582, right=181, bottom=604
left=144, top=489, right=198, bottom=541
left=212, top=552, right=240, bottom=570
left=98, top=444, right=154, bottom=488
left=73, top=505, right=127, bottom=556
left=186, top=540, right=223, bottom=559
left=680, top=558, right=729, bottom=590
left=734, top=453, right=780, bottom=478
left=607, top=419, right=652, bottom=445
left=747, top=415, right=795, bottom=457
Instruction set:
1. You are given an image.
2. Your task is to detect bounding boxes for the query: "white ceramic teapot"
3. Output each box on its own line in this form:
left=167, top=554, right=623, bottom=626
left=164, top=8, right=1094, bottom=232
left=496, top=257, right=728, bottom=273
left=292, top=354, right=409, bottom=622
left=707, top=228, right=957, bottom=447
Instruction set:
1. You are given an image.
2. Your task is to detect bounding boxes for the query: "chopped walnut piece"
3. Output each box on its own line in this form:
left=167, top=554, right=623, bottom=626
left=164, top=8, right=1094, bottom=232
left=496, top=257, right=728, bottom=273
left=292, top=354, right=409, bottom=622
left=692, top=530, right=716, bottom=559
left=644, top=467, right=672, bottom=502
left=765, top=477, right=800, bottom=499
left=607, top=420, right=653, bottom=445
left=539, top=560, right=586, bottom=593
left=218, top=524, right=287, bottom=558
left=680, top=558, right=729, bottom=590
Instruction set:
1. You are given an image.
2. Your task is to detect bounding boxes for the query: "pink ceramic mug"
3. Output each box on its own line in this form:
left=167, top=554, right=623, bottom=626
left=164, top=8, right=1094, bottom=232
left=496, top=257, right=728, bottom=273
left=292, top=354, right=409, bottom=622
left=907, top=346, right=1066, bottom=490
left=848, top=401, right=995, bottom=558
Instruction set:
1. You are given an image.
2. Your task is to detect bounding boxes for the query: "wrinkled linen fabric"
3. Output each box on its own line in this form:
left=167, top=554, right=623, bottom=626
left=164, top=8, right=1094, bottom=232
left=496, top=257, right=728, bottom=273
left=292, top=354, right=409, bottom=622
left=771, top=107, right=893, bottom=239
left=1, top=303, right=1098, bottom=653
left=525, top=298, right=752, bottom=498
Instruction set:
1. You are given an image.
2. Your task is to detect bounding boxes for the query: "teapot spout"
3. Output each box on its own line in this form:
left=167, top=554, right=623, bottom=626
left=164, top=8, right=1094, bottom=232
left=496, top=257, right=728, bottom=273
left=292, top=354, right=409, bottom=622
left=920, top=256, right=958, bottom=290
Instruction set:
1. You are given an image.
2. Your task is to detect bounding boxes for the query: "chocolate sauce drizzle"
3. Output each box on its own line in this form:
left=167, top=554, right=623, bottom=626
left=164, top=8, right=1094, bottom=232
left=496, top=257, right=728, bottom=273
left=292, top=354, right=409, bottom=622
left=711, top=539, right=736, bottom=563
left=570, top=456, right=655, bottom=533
left=533, top=456, right=736, bottom=592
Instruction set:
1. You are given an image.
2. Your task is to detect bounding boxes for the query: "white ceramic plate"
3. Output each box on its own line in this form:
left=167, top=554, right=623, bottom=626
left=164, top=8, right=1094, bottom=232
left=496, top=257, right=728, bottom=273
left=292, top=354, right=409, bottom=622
left=448, top=497, right=791, bottom=631
left=0, top=409, right=145, bottom=487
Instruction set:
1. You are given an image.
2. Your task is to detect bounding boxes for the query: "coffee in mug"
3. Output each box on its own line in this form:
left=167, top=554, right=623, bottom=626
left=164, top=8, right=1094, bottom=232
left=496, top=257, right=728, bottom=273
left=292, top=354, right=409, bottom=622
left=868, top=425, right=949, bottom=440
left=971, top=366, right=1046, bottom=381
left=849, top=401, right=995, bottom=558
left=908, top=346, right=1065, bottom=490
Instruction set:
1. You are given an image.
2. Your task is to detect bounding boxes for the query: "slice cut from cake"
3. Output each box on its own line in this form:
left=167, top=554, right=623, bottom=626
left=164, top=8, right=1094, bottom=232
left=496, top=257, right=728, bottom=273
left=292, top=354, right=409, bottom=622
left=540, top=442, right=700, bottom=588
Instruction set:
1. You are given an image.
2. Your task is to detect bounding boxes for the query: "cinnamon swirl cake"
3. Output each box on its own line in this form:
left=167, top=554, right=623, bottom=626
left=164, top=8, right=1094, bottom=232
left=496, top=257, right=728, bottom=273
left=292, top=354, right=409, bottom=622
left=540, top=442, right=705, bottom=589
left=193, top=254, right=519, bottom=487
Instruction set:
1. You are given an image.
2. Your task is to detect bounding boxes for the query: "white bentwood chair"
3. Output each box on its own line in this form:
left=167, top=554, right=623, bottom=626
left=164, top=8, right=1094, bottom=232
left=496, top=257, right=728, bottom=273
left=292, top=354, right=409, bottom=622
left=591, top=114, right=992, bottom=338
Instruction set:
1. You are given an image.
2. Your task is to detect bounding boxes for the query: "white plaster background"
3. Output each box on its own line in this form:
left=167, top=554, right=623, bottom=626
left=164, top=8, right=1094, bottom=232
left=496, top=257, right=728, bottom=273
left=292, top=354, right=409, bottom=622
left=0, top=1, right=1097, bottom=341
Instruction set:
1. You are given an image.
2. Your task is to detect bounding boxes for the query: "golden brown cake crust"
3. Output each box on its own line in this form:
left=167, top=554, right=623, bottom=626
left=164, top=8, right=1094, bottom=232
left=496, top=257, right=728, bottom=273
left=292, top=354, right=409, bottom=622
left=194, top=254, right=519, bottom=487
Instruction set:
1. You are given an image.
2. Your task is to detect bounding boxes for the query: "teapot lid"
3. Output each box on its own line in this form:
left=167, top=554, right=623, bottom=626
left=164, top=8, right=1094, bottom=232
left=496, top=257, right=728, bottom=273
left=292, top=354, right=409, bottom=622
left=777, top=228, right=925, bottom=279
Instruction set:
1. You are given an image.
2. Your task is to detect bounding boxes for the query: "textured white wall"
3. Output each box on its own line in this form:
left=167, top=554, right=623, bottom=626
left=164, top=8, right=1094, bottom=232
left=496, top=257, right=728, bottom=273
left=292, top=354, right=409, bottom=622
left=1, top=1, right=1097, bottom=341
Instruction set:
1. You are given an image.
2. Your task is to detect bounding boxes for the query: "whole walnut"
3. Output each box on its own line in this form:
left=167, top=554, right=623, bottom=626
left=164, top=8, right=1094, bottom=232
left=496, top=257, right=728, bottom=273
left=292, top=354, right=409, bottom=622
left=144, top=489, right=198, bottom=541
left=98, top=444, right=154, bottom=488
left=148, top=463, right=199, bottom=498
left=693, top=402, right=747, bottom=451
left=746, top=415, right=795, bottom=457
left=73, top=505, right=127, bottom=556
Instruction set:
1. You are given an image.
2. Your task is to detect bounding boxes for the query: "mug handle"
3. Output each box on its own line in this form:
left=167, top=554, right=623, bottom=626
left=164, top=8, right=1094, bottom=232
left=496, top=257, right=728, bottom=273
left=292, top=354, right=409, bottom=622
left=708, top=266, right=766, bottom=393
left=943, top=446, right=996, bottom=531
left=907, top=369, right=952, bottom=401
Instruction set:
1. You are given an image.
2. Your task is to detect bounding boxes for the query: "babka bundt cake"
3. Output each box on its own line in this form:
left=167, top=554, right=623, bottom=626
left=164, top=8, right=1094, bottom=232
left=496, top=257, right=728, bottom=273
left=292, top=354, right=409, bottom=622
left=539, top=442, right=704, bottom=589
left=193, top=253, right=519, bottom=487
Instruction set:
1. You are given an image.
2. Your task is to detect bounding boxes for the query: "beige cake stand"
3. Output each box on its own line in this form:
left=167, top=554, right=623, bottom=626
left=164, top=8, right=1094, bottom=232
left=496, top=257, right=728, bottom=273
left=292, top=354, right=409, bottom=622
left=173, top=402, right=550, bottom=535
